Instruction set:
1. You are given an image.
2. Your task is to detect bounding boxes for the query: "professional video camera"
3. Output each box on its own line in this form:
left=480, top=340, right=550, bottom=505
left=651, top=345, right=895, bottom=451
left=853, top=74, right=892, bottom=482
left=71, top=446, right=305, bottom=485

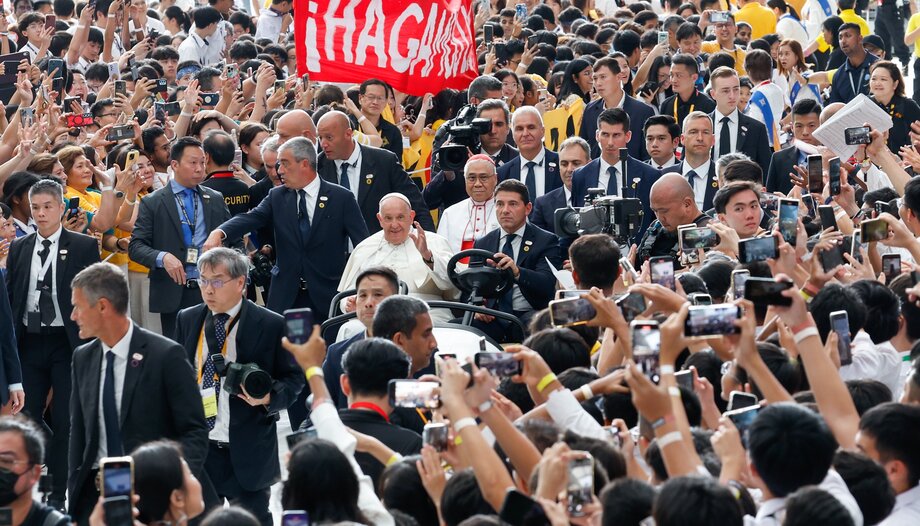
left=553, top=188, right=643, bottom=245
left=434, top=104, right=492, bottom=172
left=211, top=354, right=273, bottom=399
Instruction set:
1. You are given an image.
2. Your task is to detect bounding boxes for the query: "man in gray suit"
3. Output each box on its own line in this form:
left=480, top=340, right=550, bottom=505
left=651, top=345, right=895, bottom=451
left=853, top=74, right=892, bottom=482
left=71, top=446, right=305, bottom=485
left=129, top=137, right=233, bottom=339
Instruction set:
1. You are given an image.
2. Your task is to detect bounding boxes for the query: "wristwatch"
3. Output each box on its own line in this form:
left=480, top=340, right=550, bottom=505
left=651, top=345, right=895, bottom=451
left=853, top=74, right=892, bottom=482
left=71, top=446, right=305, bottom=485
left=115, top=190, right=125, bottom=199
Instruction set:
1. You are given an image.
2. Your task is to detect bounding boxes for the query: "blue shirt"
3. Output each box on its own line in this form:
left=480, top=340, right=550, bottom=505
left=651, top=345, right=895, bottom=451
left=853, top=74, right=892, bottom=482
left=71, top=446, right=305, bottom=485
left=155, top=180, right=208, bottom=278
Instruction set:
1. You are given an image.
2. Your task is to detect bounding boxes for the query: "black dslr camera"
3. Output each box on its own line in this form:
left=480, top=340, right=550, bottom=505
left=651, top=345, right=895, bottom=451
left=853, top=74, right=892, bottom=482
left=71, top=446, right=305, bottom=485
left=554, top=189, right=643, bottom=245
left=211, top=354, right=272, bottom=399
left=433, top=104, right=493, bottom=172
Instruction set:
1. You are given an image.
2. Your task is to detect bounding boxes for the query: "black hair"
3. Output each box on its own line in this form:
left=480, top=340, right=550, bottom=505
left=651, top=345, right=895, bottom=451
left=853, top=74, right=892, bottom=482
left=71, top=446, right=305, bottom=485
left=683, top=351, right=727, bottom=412
left=713, top=181, right=762, bottom=214
left=670, top=53, right=700, bottom=75
left=846, top=379, right=893, bottom=416
left=568, top=234, right=622, bottom=290
left=531, top=4, right=555, bottom=24
left=644, top=114, right=681, bottom=140
left=792, top=98, right=822, bottom=118
left=0, top=416, right=45, bottom=466
left=440, top=469, right=494, bottom=526
left=597, top=107, right=631, bottom=132
left=372, top=295, right=430, bottom=341
left=228, top=11, right=253, bottom=34
left=783, top=486, right=854, bottom=526
left=562, top=432, right=622, bottom=482
left=822, top=16, right=844, bottom=48
left=283, top=439, right=368, bottom=523
left=613, top=30, right=641, bottom=57
left=748, top=403, right=837, bottom=497
left=721, top=159, right=763, bottom=185
left=653, top=476, right=743, bottom=526
left=53, top=0, right=74, bottom=16
left=736, top=342, right=801, bottom=400
left=379, top=457, right=439, bottom=526
left=200, top=506, right=260, bottom=526
left=170, top=136, right=204, bottom=163
left=151, top=46, right=180, bottom=62
left=675, top=23, right=703, bottom=42
left=708, top=52, right=736, bottom=73
left=744, top=49, right=773, bottom=83
left=600, top=478, right=656, bottom=526
left=164, top=6, right=192, bottom=33
left=131, top=441, right=187, bottom=524
left=341, top=338, right=411, bottom=398
left=809, top=283, right=868, bottom=341
left=141, top=126, right=166, bottom=158
left=859, top=402, right=920, bottom=487
left=838, top=22, right=862, bottom=35
left=557, top=58, right=593, bottom=103
left=354, top=266, right=399, bottom=295
left=903, top=176, right=920, bottom=220
left=523, top=328, right=590, bottom=373
left=2, top=172, right=41, bottom=209
left=848, top=280, right=900, bottom=344
left=192, top=6, right=222, bottom=29
left=833, top=450, right=896, bottom=525
left=694, top=260, right=735, bottom=302
left=494, top=178, right=530, bottom=205
left=889, top=273, right=920, bottom=341
left=202, top=130, right=235, bottom=167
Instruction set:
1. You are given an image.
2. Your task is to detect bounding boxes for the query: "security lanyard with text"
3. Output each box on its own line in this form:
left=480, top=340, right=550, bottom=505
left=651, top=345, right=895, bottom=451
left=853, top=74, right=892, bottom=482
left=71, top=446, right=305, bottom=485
left=174, top=190, right=199, bottom=236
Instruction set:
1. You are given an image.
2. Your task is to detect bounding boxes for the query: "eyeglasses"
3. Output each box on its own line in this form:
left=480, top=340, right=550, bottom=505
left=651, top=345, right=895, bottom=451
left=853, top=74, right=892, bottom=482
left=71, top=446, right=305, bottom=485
left=198, top=278, right=227, bottom=289
left=99, top=113, right=118, bottom=118
left=361, top=95, right=385, bottom=103
left=0, top=457, right=31, bottom=472
left=466, top=175, right=496, bottom=183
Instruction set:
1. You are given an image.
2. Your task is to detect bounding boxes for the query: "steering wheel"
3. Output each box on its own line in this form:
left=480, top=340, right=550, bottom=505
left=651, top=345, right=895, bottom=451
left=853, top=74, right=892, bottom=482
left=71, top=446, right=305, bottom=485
left=447, top=249, right=514, bottom=300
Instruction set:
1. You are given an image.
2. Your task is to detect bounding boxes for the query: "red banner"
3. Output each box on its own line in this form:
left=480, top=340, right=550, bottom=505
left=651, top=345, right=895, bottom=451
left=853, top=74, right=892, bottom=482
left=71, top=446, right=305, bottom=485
left=293, top=0, right=479, bottom=96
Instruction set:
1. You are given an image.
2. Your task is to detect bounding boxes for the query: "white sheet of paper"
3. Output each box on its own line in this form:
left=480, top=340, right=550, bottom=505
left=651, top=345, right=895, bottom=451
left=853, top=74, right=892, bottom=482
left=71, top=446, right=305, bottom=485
left=546, top=257, right=576, bottom=290
left=812, top=94, right=893, bottom=160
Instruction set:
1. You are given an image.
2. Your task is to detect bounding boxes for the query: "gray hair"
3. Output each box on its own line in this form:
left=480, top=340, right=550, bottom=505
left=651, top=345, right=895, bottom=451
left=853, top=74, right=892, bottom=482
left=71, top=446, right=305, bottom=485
left=372, top=296, right=430, bottom=341
left=511, top=106, right=544, bottom=128
left=468, top=75, right=503, bottom=103
left=197, top=247, right=250, bottom=279
left=682, top=111, right=713, bottom=135
left=29, top=178, right=65, bottom=203
left=559, top=136, right=590, bottom=159
left=715, top=152, right=751, bottom=171
left=260, top=135, right=281, bottom=157
left=475, top=98, right=511, bottom=123
left=279, top=137, right=318, bottom=171
left=71, top=263, right=129, bottom=315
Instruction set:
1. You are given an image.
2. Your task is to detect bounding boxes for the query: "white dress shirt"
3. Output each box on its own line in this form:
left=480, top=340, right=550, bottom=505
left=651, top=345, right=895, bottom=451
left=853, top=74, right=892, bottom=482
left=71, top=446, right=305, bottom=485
left=714, top=108, right=739, bottom=159
left=25, top=227, right=63, bottom=327
left=839, top=332, right=902, bottom=397
left=255, top=8, right=285, bottom=42
left=598, top=157, right=618, bottom=195
left=204, top=300, right=243, bottom=443
left=499, top=224, right=531, bottom=312
left=650, top=155, right=678, bottom=170
left=97, top=322, right=134, bottom=463
left=177, top=30, right=223, bottom=66
left=296, top=176, right=322, bottom=224
left=682, top=159, right=711, bottom=210
left=880, top=485, right=920, bottom=525
left=745, top=470, right=862, bottom=526
left=334, top=141, right=363, bottom=199
left=519, top=148, right=547, bottom=198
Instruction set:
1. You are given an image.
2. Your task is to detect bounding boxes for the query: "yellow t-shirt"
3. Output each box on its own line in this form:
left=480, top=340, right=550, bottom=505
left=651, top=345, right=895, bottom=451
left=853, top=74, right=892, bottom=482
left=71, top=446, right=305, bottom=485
left=701, top=41, right=747, bottom=75
left=127, top=191, right=151, bottom=274
left=909, top=14, right=920, bottom=58
left=734, top=2, right=777, bottom=40
left=64, top=187, right=111, bottom=260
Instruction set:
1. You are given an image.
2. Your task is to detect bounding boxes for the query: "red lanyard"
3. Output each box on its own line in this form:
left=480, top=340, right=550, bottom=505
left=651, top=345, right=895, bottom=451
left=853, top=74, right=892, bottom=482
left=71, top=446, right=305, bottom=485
left=350, top=402, right=390, bottom=423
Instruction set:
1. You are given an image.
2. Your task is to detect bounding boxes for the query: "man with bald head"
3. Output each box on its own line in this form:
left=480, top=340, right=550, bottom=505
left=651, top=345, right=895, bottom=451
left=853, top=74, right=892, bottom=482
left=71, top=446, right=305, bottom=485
left=275, top=110, right=317, bottom=144
left=338, top=193, right=456, bottom=322
left=635, top=173, right=711, bottom=266
left=315, top=110, right=434, bottom=233
left=437, top=154, right=501, bottom=253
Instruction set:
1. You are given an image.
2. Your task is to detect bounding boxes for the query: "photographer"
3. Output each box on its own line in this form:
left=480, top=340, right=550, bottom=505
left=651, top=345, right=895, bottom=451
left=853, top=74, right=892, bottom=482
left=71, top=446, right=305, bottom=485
left=174, top=248, right=304, bottom=526
left=423, top=77, right=506, bottom=211
left=0, top=416, right=69, bottom=526
left=636, top=173, right=711, bottom=267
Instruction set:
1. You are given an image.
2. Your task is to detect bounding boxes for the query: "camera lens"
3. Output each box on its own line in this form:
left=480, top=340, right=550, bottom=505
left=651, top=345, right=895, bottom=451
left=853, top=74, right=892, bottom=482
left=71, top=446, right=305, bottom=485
left=242, top=368, right=272, bottom=399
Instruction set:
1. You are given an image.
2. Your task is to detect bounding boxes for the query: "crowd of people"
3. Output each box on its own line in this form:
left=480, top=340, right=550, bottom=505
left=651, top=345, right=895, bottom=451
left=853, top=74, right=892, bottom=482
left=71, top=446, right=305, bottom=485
left=2, top=0, right=920, bottom=525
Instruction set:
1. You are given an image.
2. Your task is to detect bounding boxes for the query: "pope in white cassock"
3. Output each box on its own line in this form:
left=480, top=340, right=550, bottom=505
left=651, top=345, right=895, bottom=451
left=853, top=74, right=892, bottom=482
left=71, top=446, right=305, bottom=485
left=338, top=192, right=458, bottom=323
left=437, top=154, right=502, bottom=253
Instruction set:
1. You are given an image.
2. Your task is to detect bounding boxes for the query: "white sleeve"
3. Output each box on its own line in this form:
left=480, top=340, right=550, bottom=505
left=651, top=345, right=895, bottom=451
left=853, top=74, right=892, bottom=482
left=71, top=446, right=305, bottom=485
left=310, top=402, right=395, bottom=526
left=544, top=388, right=606, bottom=440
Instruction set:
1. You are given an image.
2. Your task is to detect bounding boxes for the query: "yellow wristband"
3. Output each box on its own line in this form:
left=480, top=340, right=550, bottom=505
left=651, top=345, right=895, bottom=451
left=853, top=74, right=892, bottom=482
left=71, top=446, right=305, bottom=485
left=454, top=435, right=463, bottom=446
left=536, top=373, right=557, bottom=393
left=305, top=366, right=323, bottom=380
left=386, top=454, right=402, bottom=466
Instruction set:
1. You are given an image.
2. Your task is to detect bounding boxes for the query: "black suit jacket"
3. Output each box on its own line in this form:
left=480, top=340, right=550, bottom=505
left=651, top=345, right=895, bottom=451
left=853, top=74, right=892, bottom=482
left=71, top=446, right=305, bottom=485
left=7, top=229, right=100, bottom=349
left=128, top=184, right=232, bottom=314
left=710, top=111, right=773, bottom=169
left=580, top=96, right=656, bottom=160
left=317, top=144, right=434, bottom=233
left=473, top=223, right=561, bottom=313
left=217, top=181, right=369, bottom=318
left=531, top=186, right=569, bottom=234
left=422, top=144, right=518, bottom=211
left=764, top=146, right=799, bottom=195
left=662, top=161, right=719, bottom=211
left=0, top=277, right=22, bottom=406
left=174, top=300, right=305, bottom=490
left=570, top=157, right=661, bottom=241
left=496, top=148, right=563, bottom=198
left=69, top=325, right=209, bottom=516
left=322, top=331, right=365, bottom=409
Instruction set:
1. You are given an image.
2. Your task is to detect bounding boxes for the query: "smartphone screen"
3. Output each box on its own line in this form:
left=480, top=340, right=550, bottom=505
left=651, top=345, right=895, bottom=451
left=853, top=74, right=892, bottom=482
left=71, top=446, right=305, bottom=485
left=820, top=245, right=845, bottom=272
left=728, top=391, right=758, bottom=411
left=281, top=511, right=310, bottom=526
left=738, top=236, right=778, bottom=263
left=861, top=218, right=888, bottom=243
left=549, top=297, right=597, bottom=327
left=684, top=304, right=740, bottom=338
left=725, top=405, right=760, bottom=447
left=831, top=311, right=852, bottom=366
left=616, top=292, right=647, bottom=323
left=283, top=308, right=313, bottom=344
left=818, top=205, right=838, bottom=231
left=731, top=270, right=750, bottom=299
left=807, top=155, right=824, bottom=194
left=828, top=157, right=841, bottom=195
left=101, top=460, right=132, bottom=498
left=566, top=455, right=594, bottom=517
left=778, top=199, right=798, bottom=244
left=484, top=24, right=494, bottom=44
left=388, top=380, right=441, bottom=409
left=742, top=277, right=793, bottom=306
left=883, top=254, right=901, bottom=283
left=680, top=227, right=719, bottom=251
left=650, top=257, right=675, bottom=290
left=422, top=423, right=449, bottom=452
left=631, top=321, right=660, bottom=381
left=474, top=352, right=522, bottom=378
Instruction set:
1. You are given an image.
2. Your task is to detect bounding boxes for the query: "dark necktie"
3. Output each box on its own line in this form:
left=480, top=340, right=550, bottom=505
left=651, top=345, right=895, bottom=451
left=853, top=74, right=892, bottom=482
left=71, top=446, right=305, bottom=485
left=606, top=166, right=618, bottom=196
left=497, top=234, right=516, bottom=313
left=181, top=188, right=196, bottom=247
left=525, top=161, right=537, bottom=201
left=201, top=313, right=229, bottom=430
left=38, top=239, right=55, bottom=325
left=720, top=116, right=731, bottom=159
left=339, top=162, right=351, bottom=191
left=103, top=351, right=124, bottom=455
left=687, top=169, right=698, bottom=187
left=297, top=189, right=311, bottom=241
